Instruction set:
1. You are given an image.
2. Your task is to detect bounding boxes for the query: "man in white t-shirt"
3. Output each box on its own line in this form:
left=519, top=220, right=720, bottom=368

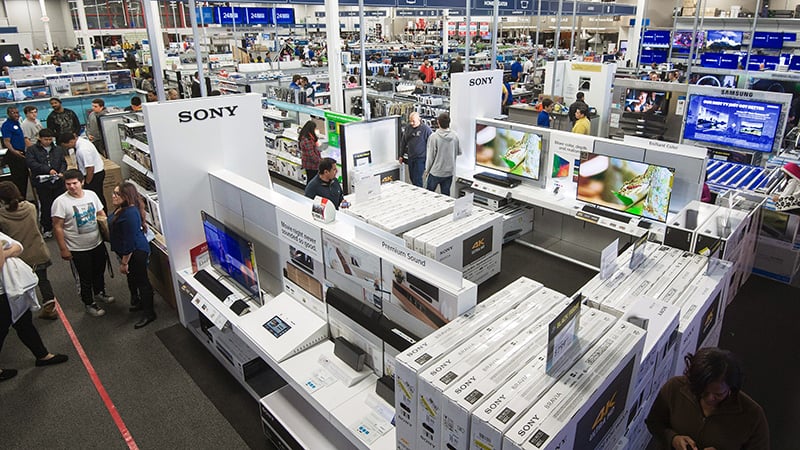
left=57, top=133, right=107, bottom=212
left=52, top=169, right=114, bottom=317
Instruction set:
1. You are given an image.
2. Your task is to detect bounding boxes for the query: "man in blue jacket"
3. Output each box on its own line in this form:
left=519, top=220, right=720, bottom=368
left=26, top=128, right=67, bottom=237
left=398, top=112, right=432, bottom=187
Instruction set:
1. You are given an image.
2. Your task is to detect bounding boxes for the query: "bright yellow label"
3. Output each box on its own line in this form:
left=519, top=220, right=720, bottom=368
left=571, top=63, right=602, bottom=72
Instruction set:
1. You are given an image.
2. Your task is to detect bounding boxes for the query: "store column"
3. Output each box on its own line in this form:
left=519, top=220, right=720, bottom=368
left=325, top=0, right=344, bottom=113
left=74, top=0, right=92, bottom=60
left=626, top=0, right=648, bottom=68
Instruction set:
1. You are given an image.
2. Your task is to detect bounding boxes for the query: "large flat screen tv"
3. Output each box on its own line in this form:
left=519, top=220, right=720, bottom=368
left=475, top=123, right=544, bottom=182
left=201, top=211, right=260, bottom=297
left=623, top=89, right=669, bottom=115
left=706, top=30, right=743, bottom=50
left=673, top=31, right=705, bottom=51
left=752, top=31, right=784, bottom=49
left=683, top=95, right=783, bottom=153
left=577, top=154, right=675, bottom=222
left=642, top=30, right=671, bottom=48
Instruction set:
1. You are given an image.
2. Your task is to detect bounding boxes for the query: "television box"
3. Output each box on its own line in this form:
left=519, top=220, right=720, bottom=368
left=0, top=89, right=15, bottom=103
left=458, top=308, right=617, bottom=450
left=12, top=85, right=51, bottom=101
left=495, top=203, right=534, bottom=242
left=502, top=321, right=645, bottom=450
left=664, top=201, right=721, bottom=252
left=394, top=277, right=543, bottom=450
left=670, top=260, right=732, bottom=376
left=424, top=212, right=503, bottom=284
left=416, top=293, right=570, bottom=450
left=654, top=252, right=710, bottom=305
left=599, top=247, right=686, bottom=314
left=582, top=243, right=662, bottom=309
left=643, top=251, right=703, bottom=300
left=694, top=207, right=749, bottom=260
left=70, top=81, right=91, bottom=96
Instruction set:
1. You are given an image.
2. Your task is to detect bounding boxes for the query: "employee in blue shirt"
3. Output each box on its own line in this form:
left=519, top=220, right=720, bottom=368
left=1, top=107, right=29, bottom=198
left=537, top=98, right=554, bottom=128
left=510, top=57, right=523, bottom=82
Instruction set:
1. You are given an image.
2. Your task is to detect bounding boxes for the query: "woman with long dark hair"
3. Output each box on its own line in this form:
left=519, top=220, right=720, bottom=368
left=0, top=181, right=57, bottom=320
left=109, top=182, right=155, bottom=329
left=299, top=120, right=321, bottom=182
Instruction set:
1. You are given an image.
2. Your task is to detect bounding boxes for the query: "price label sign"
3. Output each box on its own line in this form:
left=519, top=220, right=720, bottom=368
left=599, top=238, right=619, bottom=280
left=453, top=192, right=474, bottom=221
left=629, top=232, right=649, bottom=270
left=546, top=297, right=581, bottom=373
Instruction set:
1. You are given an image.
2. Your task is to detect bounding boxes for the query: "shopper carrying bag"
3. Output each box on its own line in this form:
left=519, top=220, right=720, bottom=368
left=3, top=254, right=40, bottom=323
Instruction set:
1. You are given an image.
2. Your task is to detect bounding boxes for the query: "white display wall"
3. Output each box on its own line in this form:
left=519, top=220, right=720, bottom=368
left=544, top=61, right=616, bottom=138
left=450, top=69, right=503, bottom=173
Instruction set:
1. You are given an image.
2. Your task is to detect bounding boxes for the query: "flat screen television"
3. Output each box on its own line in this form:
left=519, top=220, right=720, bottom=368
left=752, top=31, right=784, bottom=49
left=683, top=94, right=783, bottom=153
left=673, top=31, right=705, bottom=51
left=201, top=211, right=260, bottom=297
left=640, top=49, right=668, bottom=65
left=577, top=153, right=675, bottom=223
left=642, top=30, right=671, bottom=48
left=623, top=89, right=669, bottom=115
left=475, top=123, right=544, bottom=182
left=706, top=30, right=743, bottom=50
left=692, top=74, right=738, bottom=88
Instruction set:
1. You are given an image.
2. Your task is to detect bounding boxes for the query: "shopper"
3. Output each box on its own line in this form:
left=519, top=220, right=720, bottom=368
left=299, top=120, right=321, bottom=182
left=522, top=55, right=534, bottom=74
left=1, top=107, right=29, bottom=198
left=190, top=71, right=210, bottom=98
left=139, top=71, right=154, bottom=93
left=425, top=113, right=461, bottom=196
left=21, top=105, right=43, bottom=149
left=45, top=97, right=81, bottom=139
left=304, top=157, right=345, bottom=209
left=346, top=76, right=358, bottom=88
left=109, top=182, right=155, bottom=329
left=85, top=98, right=107, bottom=157
left=568, top=92, right=588, bottom=125
left=124, top=96, right=142, bottom=112
left=646, top=347, right=769, bottom=450
left=537, top=98, right=554, bottom=128
left=572, top=107, right=591, bottom=135
left=52, top=169, right=113, bottom=317
left=501, top=75, right=514, bottom=114
left=57, top=133, right=106, bottom=212
left=166, top=89, right=180, bottom=101
left=0, top=230, right=68, bottom=382
left=448, top=55, right=464, bottom=75
left=510, top=57, right=524, bottom=82
left=0, top=182, right=57, bottom=320
left=399, top=112, right=432, bottom=188
left=420, top=59, right=436, bottom=83
left=26, top=128, right=67, bottom=237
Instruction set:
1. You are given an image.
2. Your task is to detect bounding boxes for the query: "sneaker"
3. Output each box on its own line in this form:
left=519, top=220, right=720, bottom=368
left=94, top=292, right=115, bottom=304
left=85, top=303, right=106, bottom=317
left=42, top=231, right=53, bottom=239
left=38, top=301, right=58, bottom=320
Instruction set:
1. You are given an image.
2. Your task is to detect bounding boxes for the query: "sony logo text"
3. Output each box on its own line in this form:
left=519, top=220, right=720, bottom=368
left=178, top=105, right=239, bottom=123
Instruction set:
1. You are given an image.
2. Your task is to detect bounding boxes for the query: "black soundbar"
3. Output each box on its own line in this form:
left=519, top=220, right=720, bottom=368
left=194, top=269, right=233, bottom=300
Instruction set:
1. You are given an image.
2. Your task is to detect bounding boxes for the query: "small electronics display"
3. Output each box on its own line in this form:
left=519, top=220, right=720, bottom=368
left=577, top=154, right=675, bottom=222
left=673, top=31, right=705, bottom=51
left=475, top=123, right=543, bottom=181
left=706, top=30, right=743, bottom=50
left=683, top=95, right=783, bottom=153
left=263, top=316, right=292, bottom=338
left=752, top=31, right=784, bottom=49
left=623, top=89, right=669, bottom=115
left=0, top=44, right=23, bottom=67
left=642, top=30, right=671, bottom=48
left=201, top=211, right=260, bottom=297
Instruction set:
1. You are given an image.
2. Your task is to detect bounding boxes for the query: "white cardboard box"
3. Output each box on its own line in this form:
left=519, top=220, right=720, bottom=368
left=502, top=321, right=645, bottom=450
left=468, top=308, right=618, bottom=450
left=394, top=278, right=542, bottom=450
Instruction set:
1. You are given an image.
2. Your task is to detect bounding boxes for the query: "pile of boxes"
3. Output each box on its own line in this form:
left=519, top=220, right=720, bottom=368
left=345, top=182, right=455, bottom=235
left=395, top=277, right=647, bottom=450
left=403, top=209, right=503, bottom=284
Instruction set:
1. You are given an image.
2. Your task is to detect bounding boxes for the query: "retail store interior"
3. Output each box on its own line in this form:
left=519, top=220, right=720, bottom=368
left=1, top=1, right=799, bottom=449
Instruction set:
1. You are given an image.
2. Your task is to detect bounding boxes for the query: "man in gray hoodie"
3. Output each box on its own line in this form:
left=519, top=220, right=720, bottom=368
left=425, top=112, right=461, bottom=196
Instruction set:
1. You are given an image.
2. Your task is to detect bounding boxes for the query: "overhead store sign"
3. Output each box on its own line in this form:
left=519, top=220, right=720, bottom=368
left=212, top=6, right=294, bottom=25
left=315, top=11, right=388, bottom=17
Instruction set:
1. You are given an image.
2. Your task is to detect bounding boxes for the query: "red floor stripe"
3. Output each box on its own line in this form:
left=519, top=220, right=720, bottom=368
left=56, top=301, right=139, bottom=449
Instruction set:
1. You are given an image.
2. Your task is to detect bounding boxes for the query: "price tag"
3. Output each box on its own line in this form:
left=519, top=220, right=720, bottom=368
left=546, top=297, right=581, bottom=373
left=190, top=293, right=227, bottom=330
left=355, top=174, right=380, bottom=204
left=704, top=238, right=723, bottom=275
left=599, top=238, right=619, bottom=280
left=351, top=411, right=392, bottom=444
left=302, top=366, right=337, bottom=393
left=453, top=192, right=474, bottom=221
left=629, top=232, right=649, bottom=270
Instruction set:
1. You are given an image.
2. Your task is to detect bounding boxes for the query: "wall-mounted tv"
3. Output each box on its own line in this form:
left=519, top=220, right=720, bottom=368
left=752, top=31, right=784, bottom=49
left=692, top=74, right=738, bottom=88
left=640, top=49, right=668, bottom=65
left=577, top=153, right=675, bottom=222
left=642, top=30, right=671, bottom=48
left=475, top=122, right=545, bottom=182
left=673, top=31, right=705, bottom=51
left=683, top=95, right=783, bottom=153
left=623, top=89, right=669, bottom=115
left=700, top=53, right=740, bottom=69
left=706, top=30, right=743, bottom=50
left=201, top=211, right=261, bottom=297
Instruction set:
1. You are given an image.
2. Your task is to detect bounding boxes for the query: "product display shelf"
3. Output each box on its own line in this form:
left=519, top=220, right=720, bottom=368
left=123, top=136, right=150, bottom=154
left=122, top=154, right=155, bottom=180
left=180, top=268, right=393, bottom=450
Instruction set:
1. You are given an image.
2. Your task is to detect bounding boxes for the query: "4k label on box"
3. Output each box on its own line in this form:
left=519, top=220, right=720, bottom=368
left=462, top=227, right=493, bottom=266
left=574, top=357, right=635, bottom=450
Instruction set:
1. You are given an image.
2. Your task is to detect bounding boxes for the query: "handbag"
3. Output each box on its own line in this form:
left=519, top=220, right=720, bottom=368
left=2, top=257, right=41, bottom=323
left=97, top=215, right=111, bottom=242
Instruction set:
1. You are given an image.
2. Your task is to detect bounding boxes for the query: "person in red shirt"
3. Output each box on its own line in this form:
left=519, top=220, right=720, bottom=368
left=420, top=59, right=436, bottom=83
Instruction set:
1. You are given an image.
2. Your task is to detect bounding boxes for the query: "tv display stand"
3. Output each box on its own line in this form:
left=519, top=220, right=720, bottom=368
left=474, top=172, right=519, bottom=188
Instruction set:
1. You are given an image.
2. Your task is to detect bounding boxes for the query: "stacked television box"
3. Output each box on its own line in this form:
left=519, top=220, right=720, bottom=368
left=402, top=208, right=503, bottom=284
left=395, top=276, right=648, bottom=450
left=344, top=181, right=455, bottom=235
left=578, top=242, right=733, bottom=448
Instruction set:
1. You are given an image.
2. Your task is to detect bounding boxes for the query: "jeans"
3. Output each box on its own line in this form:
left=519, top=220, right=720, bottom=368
left=408, top=158, right=426, bottom=187
left=426, top=174, right=453, bottom=196
left=85, top=170, right=106, bottom=212
left=127, top=250, right=154, bottom=318
left=6, top=155, right=28, bottom=199
left=71, top=243, right=107, bottom=306
left=33, top=265, right=55, bottom=303
left=34, top=181, right=66, bottom=233
left=0, top=294, right=48, bottom=359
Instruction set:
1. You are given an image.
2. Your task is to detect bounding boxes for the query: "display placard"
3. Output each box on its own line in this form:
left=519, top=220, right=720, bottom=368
left=629, top=233, right=649, bottom=270
left=546, top=296, right=581, bottom=372
left=600, top=238, right=619, bottom=279
left=453, top=192, right=474, bottom=220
